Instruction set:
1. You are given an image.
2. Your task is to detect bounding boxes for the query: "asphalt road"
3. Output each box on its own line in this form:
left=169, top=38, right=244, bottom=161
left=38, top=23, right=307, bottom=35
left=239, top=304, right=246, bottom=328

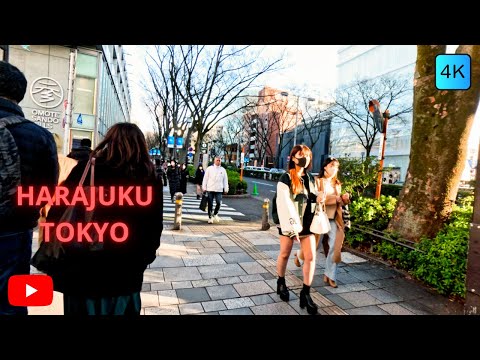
left=223, top=176, right=278, bottom=223
left=243, top=176, right=277, bottom=202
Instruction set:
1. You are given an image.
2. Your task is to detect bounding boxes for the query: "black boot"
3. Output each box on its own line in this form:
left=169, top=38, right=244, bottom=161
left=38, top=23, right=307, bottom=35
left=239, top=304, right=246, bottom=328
left=299, top=284, right=318, bottom=315
left=277, top=277, right=290, bottom=302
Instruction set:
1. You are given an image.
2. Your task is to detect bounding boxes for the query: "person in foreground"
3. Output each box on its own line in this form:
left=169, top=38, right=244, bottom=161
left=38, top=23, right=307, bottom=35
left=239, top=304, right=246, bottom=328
left=275, top=144, right=323, bottom=315
left=0, top=61, right=58, bottom=315
left=46, top=123, right=163, bottom=315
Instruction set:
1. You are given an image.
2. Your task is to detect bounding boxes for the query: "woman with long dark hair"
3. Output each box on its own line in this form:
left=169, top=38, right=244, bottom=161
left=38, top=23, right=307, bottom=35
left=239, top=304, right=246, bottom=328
left=46, top=123, right=163, bottom=315
left=275, top=144, right=323, bottom=315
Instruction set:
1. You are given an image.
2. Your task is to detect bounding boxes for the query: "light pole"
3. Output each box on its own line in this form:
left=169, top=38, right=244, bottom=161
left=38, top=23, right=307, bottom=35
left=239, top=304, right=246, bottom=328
left=280, top=92, right=315, bottom=146
left=368, top=99, right=390, bottom=200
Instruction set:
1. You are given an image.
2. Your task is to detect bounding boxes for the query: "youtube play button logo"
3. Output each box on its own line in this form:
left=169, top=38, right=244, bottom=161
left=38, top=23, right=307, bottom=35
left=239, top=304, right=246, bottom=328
left=8, top=275, right=53, bottom=307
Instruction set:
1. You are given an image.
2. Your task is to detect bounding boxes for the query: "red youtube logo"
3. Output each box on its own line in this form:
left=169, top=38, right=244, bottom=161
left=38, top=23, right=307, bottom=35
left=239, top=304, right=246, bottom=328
left=8, top=275, right=53, bottom=307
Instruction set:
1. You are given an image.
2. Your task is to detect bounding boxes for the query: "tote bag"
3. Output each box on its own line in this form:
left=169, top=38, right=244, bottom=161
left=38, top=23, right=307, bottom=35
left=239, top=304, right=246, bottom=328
left=309, top=202, right=331, bottom=235
left=199, top=192, right=208, bottom=212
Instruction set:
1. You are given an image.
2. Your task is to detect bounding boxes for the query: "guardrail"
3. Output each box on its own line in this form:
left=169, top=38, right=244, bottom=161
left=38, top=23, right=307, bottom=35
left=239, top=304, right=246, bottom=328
left=350, top=224, right=425, bottom=253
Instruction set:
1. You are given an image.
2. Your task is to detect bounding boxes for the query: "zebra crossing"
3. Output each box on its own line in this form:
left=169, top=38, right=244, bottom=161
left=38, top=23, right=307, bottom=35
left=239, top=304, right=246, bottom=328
left=162, top=191, right=245, bottom=222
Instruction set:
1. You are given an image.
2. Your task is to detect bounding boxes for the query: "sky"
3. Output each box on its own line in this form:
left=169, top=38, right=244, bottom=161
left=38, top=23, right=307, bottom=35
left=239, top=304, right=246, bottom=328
left=124, top=45, right=339, bottom=134
left=124, top=45, right=479, bottom=149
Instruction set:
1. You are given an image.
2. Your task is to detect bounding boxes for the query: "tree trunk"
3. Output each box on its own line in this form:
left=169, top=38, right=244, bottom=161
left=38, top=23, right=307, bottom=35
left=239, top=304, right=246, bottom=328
left=193, top=132, right=204, bottom=168
left=388, top=45, right=480, bottom=242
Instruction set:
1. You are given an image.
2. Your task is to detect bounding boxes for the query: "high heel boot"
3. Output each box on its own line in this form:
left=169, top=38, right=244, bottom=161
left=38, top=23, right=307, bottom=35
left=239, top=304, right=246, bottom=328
left=276, top=277, right=290, bottom=302
left=299, top=286, right=318, bottom=315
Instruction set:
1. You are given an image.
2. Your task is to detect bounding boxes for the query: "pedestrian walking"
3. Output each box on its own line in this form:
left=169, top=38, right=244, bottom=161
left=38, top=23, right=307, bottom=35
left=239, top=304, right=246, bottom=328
left=194, top=164, right=205, bottom=199
left=179, top=163, right=188, bottom=194
left=274, top=144, right=323, bottom=315
left=167, top=160, right=180, bottom=202
left=294, top=157, right=350, bottom=289
left=202, top=156, right=229, bottom=224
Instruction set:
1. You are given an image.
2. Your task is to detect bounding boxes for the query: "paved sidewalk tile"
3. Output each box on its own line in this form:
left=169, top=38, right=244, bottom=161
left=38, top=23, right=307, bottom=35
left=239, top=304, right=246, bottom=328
left=251, top=302, right=298, bottom=315
left=219, top=308, right=254, bottom=315
left=176, top=287, right=211, bottom=304
left=217, top=276, right=242, bottom=285
left=250, top=294, right=275, bottom=306
left=179, top=303, right=204, bottom=315
left=206, top=285, right=240, bottom=300
left=223, top=297, right=255, bottom=309
left=202, top=300, right=227, bottom=312
left=233, top=281, right=274, bottom=297
left=339, top=291, right=383, bottom=307
left=144, top=306, right=180, bottom=315
left=346, top=305, right=390, bottom=315
left=378, top=303, right=415, bottom=315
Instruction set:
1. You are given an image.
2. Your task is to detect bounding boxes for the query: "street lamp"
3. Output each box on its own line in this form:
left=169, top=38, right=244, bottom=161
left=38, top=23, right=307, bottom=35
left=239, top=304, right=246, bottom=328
left=280, top=92, right=315, bottom=146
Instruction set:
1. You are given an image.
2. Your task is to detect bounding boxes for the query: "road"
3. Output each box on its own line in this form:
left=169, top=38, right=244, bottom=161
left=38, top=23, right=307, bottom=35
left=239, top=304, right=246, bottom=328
left=243, top=176, right=277, bottom=203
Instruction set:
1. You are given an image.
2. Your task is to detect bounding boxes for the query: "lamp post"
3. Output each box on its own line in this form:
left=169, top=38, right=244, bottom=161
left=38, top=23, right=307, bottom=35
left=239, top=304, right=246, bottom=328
left=280, top=92, right=315, bottom=146
left=368, top=99, right=390, bottom=200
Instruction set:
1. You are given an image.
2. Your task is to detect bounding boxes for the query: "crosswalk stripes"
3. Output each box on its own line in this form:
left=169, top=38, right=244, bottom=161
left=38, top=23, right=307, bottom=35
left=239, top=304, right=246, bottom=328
left=162, top=191, right=245, bottom=222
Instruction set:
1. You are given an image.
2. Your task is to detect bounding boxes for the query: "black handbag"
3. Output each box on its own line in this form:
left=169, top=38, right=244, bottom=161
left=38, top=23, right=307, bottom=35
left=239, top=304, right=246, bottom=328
left=31, top=158, right=98, bottom=274
left=199, top=192, right=208, bottom=212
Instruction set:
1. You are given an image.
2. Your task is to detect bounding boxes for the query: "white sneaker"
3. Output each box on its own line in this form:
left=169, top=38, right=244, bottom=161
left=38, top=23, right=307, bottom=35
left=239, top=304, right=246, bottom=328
left=208, top=217, right=213, bottom=224
left=213, top=215, right=220, bottom=223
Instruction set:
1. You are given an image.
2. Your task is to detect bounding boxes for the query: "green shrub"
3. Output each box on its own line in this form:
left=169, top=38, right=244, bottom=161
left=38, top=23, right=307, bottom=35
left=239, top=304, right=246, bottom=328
left=374, top=202, right=472, bottom=297
left=345, top=195, right=397, bottom=246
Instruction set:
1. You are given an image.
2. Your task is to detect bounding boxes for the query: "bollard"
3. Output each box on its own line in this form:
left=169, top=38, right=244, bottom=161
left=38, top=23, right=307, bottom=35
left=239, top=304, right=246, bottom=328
left=252, top=183, right=259, bottom=196
left=261, top=198, right=270, bottom=230
left=173, top=192, right=183, bottom=230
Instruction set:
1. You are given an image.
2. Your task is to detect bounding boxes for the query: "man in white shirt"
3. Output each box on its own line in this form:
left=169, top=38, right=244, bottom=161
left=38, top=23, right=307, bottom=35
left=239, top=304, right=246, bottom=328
left=202, top=156, right=229, bottom=223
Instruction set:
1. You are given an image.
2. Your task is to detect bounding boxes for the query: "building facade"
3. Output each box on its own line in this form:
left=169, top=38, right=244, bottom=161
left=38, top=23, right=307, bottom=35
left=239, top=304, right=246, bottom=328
left=334, top=45, right=479, bottom=184
left=334, top=45, right=417, bottom=183
left=8, top=45, right=131, bottom=155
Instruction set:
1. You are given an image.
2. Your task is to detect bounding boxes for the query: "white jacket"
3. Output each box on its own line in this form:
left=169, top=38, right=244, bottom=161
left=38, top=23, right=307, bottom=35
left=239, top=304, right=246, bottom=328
left=202, top=165, right=229, bottom=193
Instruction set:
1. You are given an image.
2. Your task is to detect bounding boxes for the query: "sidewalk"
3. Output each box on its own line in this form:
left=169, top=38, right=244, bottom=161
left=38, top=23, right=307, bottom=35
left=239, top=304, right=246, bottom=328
left=140, top=219, right=464, bottom=315
left=28, top=183, right=465, bottom=315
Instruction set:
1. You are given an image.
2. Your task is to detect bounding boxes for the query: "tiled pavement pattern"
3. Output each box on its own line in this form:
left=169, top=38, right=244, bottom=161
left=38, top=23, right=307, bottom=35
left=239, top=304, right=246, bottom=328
left=139, top=222, right=464, bottom=315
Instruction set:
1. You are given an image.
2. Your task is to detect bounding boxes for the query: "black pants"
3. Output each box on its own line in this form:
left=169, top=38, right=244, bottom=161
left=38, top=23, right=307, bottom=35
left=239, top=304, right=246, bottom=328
left=207, top=191, right=223, bottom=217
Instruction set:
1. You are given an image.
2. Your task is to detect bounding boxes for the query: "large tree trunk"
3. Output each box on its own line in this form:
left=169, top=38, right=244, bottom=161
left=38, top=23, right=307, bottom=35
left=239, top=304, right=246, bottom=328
left=388, top=45, right=480, bottom=241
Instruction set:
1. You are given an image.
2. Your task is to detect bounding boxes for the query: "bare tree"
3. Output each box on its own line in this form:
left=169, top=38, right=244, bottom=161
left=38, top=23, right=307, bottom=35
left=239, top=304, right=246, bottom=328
left=171, top=46, right=283, bottom=166
left=143, top=46, right=192, bottom=161
left=222, top=115, right=244, bottom=165
left=300, top=103, right=334, bottom=156
left=145, top=131, right=160, bottom=151
left=330, top=74, right=413, bottom=157
left=389, top=45, right=480, bottom=242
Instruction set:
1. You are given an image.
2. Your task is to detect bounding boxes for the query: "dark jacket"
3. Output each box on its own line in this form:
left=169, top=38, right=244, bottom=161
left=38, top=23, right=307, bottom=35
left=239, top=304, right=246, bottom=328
left=167, top=166, right=180, bottom=194
left=0, top=98, right=58, bottom=232
left=194, top=168, right=205, bottom=185
left=67, top=146, right=92, bottom=162
left=47, top=158, right=163, bottom=296
left=180, top=168, right=188, bottom=194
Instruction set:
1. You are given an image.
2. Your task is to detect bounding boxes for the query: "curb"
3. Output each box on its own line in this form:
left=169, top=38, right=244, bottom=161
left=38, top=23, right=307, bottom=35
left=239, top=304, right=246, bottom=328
left=223, top=194, right=252, bottom=199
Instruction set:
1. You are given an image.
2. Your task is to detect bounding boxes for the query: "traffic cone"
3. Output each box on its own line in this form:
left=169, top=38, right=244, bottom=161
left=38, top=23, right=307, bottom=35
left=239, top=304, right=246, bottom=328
left=252, top=183, right=259, bottom=196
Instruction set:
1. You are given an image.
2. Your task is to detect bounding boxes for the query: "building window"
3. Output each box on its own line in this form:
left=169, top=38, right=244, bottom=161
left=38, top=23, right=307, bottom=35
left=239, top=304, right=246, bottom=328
left=74, top=77, right=96, bottom=115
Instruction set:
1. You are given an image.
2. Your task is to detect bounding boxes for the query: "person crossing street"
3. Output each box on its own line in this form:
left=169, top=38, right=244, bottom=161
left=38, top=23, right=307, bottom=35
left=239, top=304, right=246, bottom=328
left=202, top=156, right=229, bottom=224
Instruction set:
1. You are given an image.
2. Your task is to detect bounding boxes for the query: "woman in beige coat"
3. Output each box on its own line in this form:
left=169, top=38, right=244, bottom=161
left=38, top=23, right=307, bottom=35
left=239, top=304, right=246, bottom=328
left=294, top=157, right=350, bottom=288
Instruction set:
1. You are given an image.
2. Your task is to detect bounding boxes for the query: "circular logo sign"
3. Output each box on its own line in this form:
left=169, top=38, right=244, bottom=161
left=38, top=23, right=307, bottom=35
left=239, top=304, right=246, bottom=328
left=30, top=77, right=64, bottom=109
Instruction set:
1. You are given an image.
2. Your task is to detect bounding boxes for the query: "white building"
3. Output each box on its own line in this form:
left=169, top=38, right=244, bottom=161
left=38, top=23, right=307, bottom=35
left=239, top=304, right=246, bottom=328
left=8, top=45, right=131, bottom=154
left=334, top=45, right=479, bottom=184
